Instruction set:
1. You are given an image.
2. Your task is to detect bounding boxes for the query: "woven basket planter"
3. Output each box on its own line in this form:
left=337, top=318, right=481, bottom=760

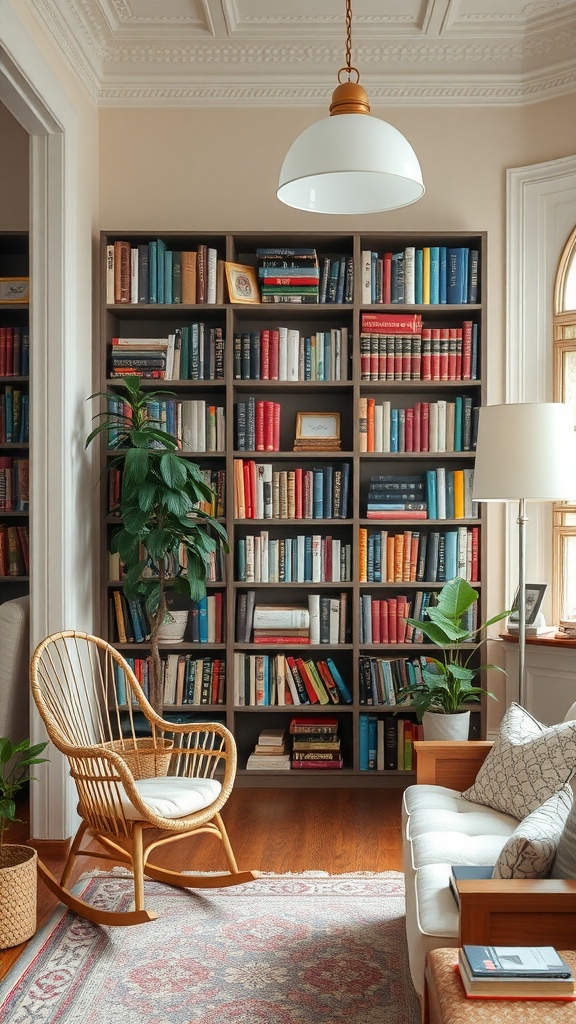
left=0, top=844, right=37, bottom=948
left=102, top=737, right=174, bottom=779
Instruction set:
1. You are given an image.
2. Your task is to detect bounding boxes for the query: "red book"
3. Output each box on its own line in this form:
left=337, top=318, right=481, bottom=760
left=273, top=402, right=281, bottom=452
left=421, top=329, right=432, bottom=381
left=260, top=329, right=270, bottom=380
left=470, top=525, right=480, bottom=581
left=253, top=636, right=311, bottom=644
left=0, top=328, right=6, bottom=377
left=5, top=327, right=14, bottom=377
left=361, top=311, right=422, bottom=333
left=387, top=597, right=398, bottom=643
left=269, top=329, right=280, bottom=380
left=420, top=403, right=429, bottom=451
left=287, top=656, right=317, bottom=703
left=289, top=715, right=338, bottom=731
left=214, top=591, right=223, bottom=644
left=264, top=401, right=275, bottom=451
left=412, top=404, right=421, bottom=453
left=371, top=599, right=381, bottom=644
left=262, top=276, right=319, bottom=286
left=366, top=510, right=428, bottom=520
left=294, top=467, right=303, bottom=519
left=249, top=460, right=257, bottom=519
left=255, top=401, right=265, bottom=451
left=379, top=600, right=389, bottom=644
left=323, top=537, right=332, bottom=581
left=461, top=320, right=473, bottom=380
left=448, top=327, right=458, bottom=379
left=295, top=658, right=321, bottom=703
left=386, top=334, right=395, bottom=379
left=405, top=407, right=414, bottom=452
left=455, top=328, right=463, bottom=379
left=290, top=759, right=344, bottom=769
left=211, top=661, right=220, bottom=704
left=243, top=461, right=252, bottom=519
left=431, top=328, right=441, bottom=381
left=439, top=328, right=450, bottom=380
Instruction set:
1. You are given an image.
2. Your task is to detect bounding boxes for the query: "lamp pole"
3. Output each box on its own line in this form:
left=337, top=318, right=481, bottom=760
left=517, top=498, right=528, bottom=707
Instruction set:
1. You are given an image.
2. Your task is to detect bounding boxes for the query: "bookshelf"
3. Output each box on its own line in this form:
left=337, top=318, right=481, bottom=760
left=99, top=230, right=486, bottom=787
left=0, top=233, right=30, bottom=600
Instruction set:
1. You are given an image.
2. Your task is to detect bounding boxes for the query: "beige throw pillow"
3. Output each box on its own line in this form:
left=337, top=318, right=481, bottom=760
left=463, top=702, right=576, bottom=820
left=492, top=787, right=573, bottom=879
left=551, top=775, right=576, bottom=878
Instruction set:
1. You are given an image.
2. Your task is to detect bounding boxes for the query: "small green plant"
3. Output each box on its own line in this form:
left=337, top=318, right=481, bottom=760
left=395, top=577, right=509, bottom=720
left=86, top=375, right=229, bottom=713
left=0, top=738, right=49, bottom=848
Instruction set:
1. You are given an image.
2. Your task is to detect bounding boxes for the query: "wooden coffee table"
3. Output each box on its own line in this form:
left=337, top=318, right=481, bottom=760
left=424, top=948, right=576, bottom=1024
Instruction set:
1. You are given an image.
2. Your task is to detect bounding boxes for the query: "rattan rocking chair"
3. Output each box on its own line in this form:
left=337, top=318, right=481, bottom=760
left=30, top=630, right=258, bottom=926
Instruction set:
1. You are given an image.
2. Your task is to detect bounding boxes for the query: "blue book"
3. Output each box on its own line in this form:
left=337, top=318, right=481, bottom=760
left=445, top=470, right=455, bottom=519
left=335, top=256, right=346, bottom=304
left=371, top=251, right=378, bottom=303
left=304, top=336, right=312, bottom=380
left=164, top=249, right=173, bottom=304
left=197, top=596, right=208, bottom=643
left=454, top=396, right=463, bottom=452
left=304, top=536, right=313, bottom=582
left=426, top=469, right=438, bottom=520
left=447, top=248, right=466, bottom=304
left=414, top=249, right=424, bottom=304
left=439, top=246, right=447, bottom=303
left=236, top=539, right=246, bottom=581
left=359, top=714, right=370, bottom=770
left=313, top=468, right=324, bottom=518
left=326, top=656, right=353, bottom=704
left=444, top=530, right=458, bottom=581
left=373, top=531, right=382, bottom=582
left=390, top=409, right=399, bottom=452
left=156, top=239, right=166, bottom=304
left=148, top=240, right=158, bottom=303
left=323, top=333, right=331, bottom=380
left=338, top=462, right=350, bottom=519
left=368, top=715, right=377, bottom=770
left=113, top=662, right=127, bottom=705
left=429, top=246, right=440, bottom=304
left=323, top=464, right=333, bottom=520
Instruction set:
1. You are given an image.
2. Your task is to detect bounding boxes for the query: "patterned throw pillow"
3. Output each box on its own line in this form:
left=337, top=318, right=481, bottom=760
left=492, top=787, right=573, bottom=878
left=551, top=775, right=576, bottom=878
left=463, top=702, right=576, bottom=820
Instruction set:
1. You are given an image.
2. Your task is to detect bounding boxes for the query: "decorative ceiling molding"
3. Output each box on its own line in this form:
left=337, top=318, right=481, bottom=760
left=28, top=0, right=576, bottom=108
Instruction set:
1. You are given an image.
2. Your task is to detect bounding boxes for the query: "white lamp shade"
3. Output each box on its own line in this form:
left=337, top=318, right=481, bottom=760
left=277, top=113, right=425, bottom=215
left=473, top=402, right=576, bottom=502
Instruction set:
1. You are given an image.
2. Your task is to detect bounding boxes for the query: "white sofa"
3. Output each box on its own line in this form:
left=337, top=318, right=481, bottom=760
left=402, top=701, right=576, bottom=1000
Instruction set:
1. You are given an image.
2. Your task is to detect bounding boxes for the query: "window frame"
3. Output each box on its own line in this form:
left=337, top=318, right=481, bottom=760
left=553, top=225, right=576, bottom=623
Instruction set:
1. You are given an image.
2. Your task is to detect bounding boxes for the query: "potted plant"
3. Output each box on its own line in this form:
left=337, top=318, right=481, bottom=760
left=395, top=577, right=509, bottom=740
left=86, top=375, right=229, bottom=714
left=0, top=736, right=49, bottom=947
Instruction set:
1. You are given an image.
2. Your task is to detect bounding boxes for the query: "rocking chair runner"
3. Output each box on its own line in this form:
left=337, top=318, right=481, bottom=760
left=30, top=630, right=258, bottom=926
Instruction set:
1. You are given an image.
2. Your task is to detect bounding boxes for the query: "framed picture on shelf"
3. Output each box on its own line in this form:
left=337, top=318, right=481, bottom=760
left=0, top=277, right=29, bottom=304
left=294, top=412, right=341, bottom=451
left=508, top=583, right=547, bottom=626
left=225, top=263, right=260, bottom=304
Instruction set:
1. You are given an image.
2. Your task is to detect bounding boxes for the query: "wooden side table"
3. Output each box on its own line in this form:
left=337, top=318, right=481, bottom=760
left=424, top=949, right=576, bottom=1024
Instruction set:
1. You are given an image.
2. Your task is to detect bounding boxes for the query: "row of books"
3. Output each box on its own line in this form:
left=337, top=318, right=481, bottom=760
left=246, top=727, right=291, bottom=770
left=107, top=239, right=223, bottom=305
left=289, top=715, right=344, bottom=769
left=109, top=325, right=225, bottom=381
left=233, top=460, right=350, bottom=521
left=233, top=652, right=352, bottom=707
left=236, top=532, right=352, bottom=584
left=359, top=313, right=478, bottom=381
left=364, top=469, right=477, bottom=521
left=0, top=523, right=29, bottom=576
left=0, top=388, right=29, bottom=444
left=110, top=591, right=225, bottom=645
left=235, top=399, right=280, bottom=452
left=0, top=325, right=29, bottom=377
left=359, top=396, right=478, bottom=454
left=114, top=655, right=225, bottom=706
left=359, top=592, right=436, bottom=645
left=361, top=245, right=479, bottom=305
left=358, top=526, right=480, bottom=584
left=107, top=466, right=225, bottom=519
left=235, top=593, right=350, bottom=645
left=233, top=327, right=349, bottom=382
left=0, top=457, right=29, bottom=511
left=359, top=654, right=430, bottom=706
left=106, top=397, right=225, bottom=453
left=359, top=714, right=423, bottom=771
left=108, top=544, right=225, bottom=586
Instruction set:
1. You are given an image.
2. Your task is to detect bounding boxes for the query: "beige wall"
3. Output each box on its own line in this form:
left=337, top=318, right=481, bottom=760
left=0, top=102, right=29, bottom=228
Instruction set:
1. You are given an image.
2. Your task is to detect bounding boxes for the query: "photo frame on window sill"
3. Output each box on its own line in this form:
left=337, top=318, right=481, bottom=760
left=508, top=583, right=547, bottom=626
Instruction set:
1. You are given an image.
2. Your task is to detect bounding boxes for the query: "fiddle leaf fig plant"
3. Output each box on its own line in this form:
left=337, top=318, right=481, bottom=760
left=86, top=375, right=229, bottom=713
left=0, top=737, right=49, bottom=849
left=395, top=577, right=509, bottom=720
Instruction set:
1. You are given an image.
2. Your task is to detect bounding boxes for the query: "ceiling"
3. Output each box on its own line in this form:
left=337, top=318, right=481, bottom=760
left=32, top=0, right=576, bottom=107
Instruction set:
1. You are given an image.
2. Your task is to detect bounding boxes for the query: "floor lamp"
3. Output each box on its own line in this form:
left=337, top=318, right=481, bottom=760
left=472, top=402, right=576, bottom=708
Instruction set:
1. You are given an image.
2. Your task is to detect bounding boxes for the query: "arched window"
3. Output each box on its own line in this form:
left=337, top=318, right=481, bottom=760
left=553, top=226, right=576, bottom=622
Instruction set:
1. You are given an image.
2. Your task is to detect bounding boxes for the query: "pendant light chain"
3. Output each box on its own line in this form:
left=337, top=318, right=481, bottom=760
left=339, top=0, right=360, bottom=85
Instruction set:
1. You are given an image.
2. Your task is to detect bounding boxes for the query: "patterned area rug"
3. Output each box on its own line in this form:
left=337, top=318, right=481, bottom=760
left=0, top=871, right=420, bottom=1024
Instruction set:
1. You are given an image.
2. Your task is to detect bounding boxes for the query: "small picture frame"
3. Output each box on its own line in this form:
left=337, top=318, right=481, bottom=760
left=509, top=583, right=547, bottom=626
left=225, top=263, right=260, bottom=304
left=294, top=412, right=341, bottom=451
left=0, top=278, right=29, bottom=304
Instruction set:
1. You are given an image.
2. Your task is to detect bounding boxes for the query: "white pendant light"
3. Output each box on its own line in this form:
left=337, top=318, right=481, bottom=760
left=277, top=0, right=425, bottom=215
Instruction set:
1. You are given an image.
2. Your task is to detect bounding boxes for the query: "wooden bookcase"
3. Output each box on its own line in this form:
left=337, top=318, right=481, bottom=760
left=99, top=230, right=486, bottom=787
left=0, top=233, right=30, bottom=603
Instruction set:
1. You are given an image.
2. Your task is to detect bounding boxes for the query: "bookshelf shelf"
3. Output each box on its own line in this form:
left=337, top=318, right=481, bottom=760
left=99, top=229, right=487, bottom=787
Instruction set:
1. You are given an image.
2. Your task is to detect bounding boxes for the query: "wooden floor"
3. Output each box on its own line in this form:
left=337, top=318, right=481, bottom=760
left=1, top=786, right=405, bottom=981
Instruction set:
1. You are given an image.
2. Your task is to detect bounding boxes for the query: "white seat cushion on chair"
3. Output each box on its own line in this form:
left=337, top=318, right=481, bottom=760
left=120, top=776, right=222, bottom=821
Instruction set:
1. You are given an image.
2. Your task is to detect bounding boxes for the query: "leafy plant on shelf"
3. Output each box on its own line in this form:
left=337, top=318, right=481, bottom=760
left=395, top=577, right=509, bottom=720
left=86, top=375, right=229, bottom=714
left=0, top=737, right=49, bottom=852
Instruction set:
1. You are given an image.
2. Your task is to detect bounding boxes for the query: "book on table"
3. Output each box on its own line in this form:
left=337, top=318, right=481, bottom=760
left=457, top=948, right=575, bottom=999
left=462, top=945, right=573, bottom=978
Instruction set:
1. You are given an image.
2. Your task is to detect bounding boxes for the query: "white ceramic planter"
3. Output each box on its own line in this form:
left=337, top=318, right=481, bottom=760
left=157, top=610, right=189, bottom=643
left=422, top=709, right=471, bottom=741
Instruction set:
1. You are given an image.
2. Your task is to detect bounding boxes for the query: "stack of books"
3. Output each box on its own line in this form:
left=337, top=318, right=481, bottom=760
left=251, top=603, right=310, bottom=645
left=556, top=618, right=576, bottom=639
left=256, top=247, right=320, bottom=304
left=366, top=474, right=427, bottom=520
left=457, top=945, right=575, bottom=1000
left=289, top=714, right=344, bottom=770
left=245, top=727, right=290, bottom=770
